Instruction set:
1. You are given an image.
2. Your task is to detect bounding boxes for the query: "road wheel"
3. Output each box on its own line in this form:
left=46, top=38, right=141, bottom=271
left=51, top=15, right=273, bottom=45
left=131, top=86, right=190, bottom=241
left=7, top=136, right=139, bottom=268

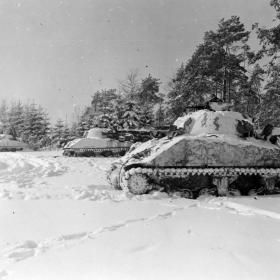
left=127, top=174, right=151, bottom=195
left=180, top=188, right=193, bottom=199
left=119, top=150, right=126, bottom=156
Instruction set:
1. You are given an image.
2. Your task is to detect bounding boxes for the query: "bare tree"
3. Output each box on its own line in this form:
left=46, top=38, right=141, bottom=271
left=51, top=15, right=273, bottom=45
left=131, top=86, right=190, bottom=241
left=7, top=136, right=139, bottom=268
left=119, top=69, right=140, bottom=98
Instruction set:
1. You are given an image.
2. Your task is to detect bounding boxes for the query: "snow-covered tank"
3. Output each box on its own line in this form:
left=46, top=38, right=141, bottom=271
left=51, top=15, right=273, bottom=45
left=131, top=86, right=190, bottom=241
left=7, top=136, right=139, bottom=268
left=0, top=134, right=27, bottom=152
left=107, top=107, right=280, bottom=198
left=63, top=127, right=132, bottom=157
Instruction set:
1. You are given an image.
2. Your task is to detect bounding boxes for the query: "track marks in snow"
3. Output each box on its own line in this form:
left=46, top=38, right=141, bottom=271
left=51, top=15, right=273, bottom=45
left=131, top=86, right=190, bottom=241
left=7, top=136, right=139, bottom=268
left=146, top=207, right=184, bottom=222
left=58, top=232, right=88, bottom=241
left=2, top=198, right=278, bottom=273
left=128, top=243, right=156, bottom=254
left=197, top=199, right=280, bottom=221
left=1, top=240, right=38, bottom=268
left=222, top=201, right=280, bottom=220
left=0, top=206, right=186, bottom=268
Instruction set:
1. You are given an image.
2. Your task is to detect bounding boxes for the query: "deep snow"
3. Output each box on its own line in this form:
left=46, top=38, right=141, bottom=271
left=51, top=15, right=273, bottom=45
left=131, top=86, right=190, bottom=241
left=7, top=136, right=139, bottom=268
left=0, top=151, right=280, bottom=279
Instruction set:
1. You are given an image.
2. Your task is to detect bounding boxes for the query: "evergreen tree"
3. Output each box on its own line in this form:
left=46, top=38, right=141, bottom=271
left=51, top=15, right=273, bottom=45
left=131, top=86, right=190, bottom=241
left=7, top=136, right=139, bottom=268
left=6, top=101, right=24, bottom=139
left=70, top=121, right=79, bottom=137
left=136, top=74, right=161, bottom=128
left=76, top=106, right=96, bottom=136
left=154, top=94, right=167, bottom=126
left=121, top=102, right=140, bottom=129
left=52, top=119, right=66, bottom=147
left=167, top=16, right=252, bottom=120
left=259, top=64, right=280, bottom=127
left=239, top=64, right=265, bottom=122
left=252, top=1, right=280, bottom=127
left=0, top=100, right=9, bottom=133
left=21, top=103, right=50, bottom=148
left=253, top=0, right=280, bottom=64
left=86, top=88, right=125, bottom=131
left=139, top=104, right=154, bottom=127
left=138, top=74, right=161, bottom=105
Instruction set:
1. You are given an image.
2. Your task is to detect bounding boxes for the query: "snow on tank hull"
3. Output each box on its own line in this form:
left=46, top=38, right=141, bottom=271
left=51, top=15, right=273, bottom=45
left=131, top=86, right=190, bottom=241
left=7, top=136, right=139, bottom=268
left=0, top=135, right=27, bottom=152
left=63, top=128, right=131, bottom=157
left=107, top=110, right=280, bottom=198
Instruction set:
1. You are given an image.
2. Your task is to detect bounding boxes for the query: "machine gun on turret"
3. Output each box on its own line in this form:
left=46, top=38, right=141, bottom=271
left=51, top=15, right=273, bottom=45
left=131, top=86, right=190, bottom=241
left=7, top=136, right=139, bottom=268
left=184, top=96, right=233, bottom=113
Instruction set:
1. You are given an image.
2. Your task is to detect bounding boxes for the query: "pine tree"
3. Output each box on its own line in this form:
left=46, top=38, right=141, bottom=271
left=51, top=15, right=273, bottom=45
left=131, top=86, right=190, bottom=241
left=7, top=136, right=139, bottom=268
left=239, top=64, right=265, bottom=122
left=253, top=0, right=280, bottom=64
left=259, top=64, right=280, bottom=127
left=21, top=103, right=50, bottom=148
left=139, top=104, right=154, bottom=128
left=252, top=1, right=280, bottom=127
left=88, top=88, right=125, bottom=131
left=38, top=108, right=51, bottom=147
left=0, top=100, right=9, bottom=134
left=138, top=75, right=161, bottom=127
left=138, top=74, right=160, bottom=105
left=76, top=107, right=96, bottom=136
left=52, top=119, right=66, bottom=147
left=7, top=101, right=25, bottom=139
left=70, top=121, right=79, bottom=137
left=167, top=16, right=252, bottom=119
left=154, top=94, right=167, bottom=126
left=121, top=102, right=140, bottom=129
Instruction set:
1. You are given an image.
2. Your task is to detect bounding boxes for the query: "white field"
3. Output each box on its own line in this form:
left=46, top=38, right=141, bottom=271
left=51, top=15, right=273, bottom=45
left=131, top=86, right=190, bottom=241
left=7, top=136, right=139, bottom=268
left=0, top=151, right=280, bottom=280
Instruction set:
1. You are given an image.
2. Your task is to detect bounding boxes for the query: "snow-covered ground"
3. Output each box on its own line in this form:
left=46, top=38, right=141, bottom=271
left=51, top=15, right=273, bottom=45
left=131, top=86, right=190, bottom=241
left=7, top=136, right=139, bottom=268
left=0, top=151, right=280, bottom=280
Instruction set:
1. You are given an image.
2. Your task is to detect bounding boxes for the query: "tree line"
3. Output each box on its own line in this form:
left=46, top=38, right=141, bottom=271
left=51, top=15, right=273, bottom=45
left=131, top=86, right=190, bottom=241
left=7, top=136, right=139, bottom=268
left=80, top=1, right=280, bottom=135
left=1, top=0, right=280, bottom=149
left=0, top=100, right=74, bottom=149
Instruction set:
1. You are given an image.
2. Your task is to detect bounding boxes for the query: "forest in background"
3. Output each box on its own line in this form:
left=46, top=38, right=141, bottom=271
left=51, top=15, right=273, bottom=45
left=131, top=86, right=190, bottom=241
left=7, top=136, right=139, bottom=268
left=1, top=0, right=280, bottom=149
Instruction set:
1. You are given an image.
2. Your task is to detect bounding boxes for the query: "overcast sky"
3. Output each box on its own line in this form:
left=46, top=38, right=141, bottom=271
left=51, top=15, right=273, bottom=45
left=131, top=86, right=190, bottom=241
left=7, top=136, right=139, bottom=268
left=0, top=0, right=275, bottom=122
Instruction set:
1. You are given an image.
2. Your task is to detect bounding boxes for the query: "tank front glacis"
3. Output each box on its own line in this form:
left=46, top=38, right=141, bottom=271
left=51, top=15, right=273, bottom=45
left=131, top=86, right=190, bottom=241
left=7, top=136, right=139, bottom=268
left=63, top=128, right=132, bottom=157
left=107, top=109, right=280, bottom=198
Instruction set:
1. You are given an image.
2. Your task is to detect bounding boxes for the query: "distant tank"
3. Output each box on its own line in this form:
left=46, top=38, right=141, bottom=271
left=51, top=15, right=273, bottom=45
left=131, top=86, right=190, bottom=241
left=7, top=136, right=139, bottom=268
left=107, top=102, right=280, bottom=198
left=0, top=134, right=27, bottom=152
left=63, top=127, right=132, bottom=157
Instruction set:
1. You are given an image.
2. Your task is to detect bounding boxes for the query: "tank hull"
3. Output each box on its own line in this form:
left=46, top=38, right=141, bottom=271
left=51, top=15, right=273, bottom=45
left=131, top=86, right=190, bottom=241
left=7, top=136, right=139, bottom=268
left=63, top=136, right=132, bottom=157
left=133, top=135, right=280, bottom=167
left=0, top=137, right=27, bottom=152
left=108, top=132, right=280, bottom=197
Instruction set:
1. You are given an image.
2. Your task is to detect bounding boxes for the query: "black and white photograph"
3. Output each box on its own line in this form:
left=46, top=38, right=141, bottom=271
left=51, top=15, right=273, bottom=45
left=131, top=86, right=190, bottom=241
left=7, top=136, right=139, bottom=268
left=0, top=0, right=280, bottom=279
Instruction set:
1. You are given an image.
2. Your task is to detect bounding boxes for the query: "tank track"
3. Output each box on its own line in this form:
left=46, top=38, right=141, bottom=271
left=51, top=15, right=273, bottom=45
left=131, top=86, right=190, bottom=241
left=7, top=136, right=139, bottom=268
left=120, top=166, right=280, bottom=197
left=0, top=147, right=23, bottom=152
left=63, top=147, right=130, bottom=157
